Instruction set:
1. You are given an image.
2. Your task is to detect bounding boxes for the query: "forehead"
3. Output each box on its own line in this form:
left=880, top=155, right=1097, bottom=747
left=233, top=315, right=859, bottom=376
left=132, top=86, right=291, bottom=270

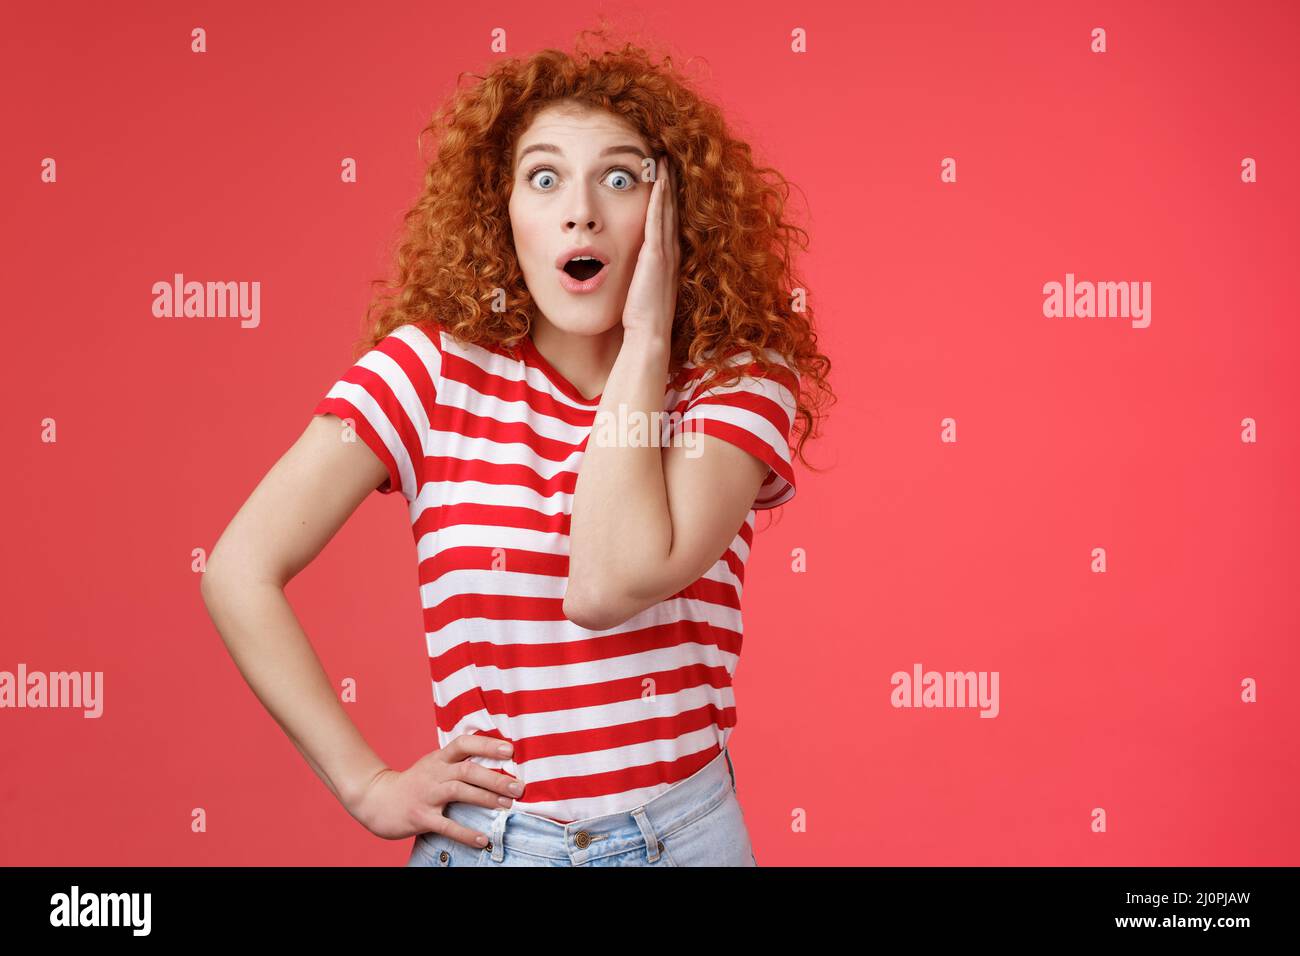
left=513, top=103, right=648, bottom=158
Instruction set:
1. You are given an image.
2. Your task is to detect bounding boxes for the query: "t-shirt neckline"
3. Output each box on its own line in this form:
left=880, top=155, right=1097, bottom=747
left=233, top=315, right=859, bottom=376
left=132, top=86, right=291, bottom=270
left=519, top=333, right=603, bottom=406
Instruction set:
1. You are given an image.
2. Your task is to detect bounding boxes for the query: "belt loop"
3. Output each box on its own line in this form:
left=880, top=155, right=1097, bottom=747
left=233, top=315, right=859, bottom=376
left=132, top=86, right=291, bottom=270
left=724, top=747, right=737, bottom=792
left=490, top=807, right=508, bottom=862
left=631, top=806, right=662, bottom=863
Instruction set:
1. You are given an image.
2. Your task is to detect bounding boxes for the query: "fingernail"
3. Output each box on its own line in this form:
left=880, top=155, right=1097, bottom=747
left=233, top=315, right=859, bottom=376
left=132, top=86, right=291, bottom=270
left=498, top=796, right=513, bottom=807
left=498, top=743, right=512, bottom=755
left=510, top=783, right=524, bottom=795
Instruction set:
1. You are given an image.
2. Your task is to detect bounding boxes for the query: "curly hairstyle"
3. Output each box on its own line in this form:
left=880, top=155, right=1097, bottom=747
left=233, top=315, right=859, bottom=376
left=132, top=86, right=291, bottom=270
left=354, top=24, right=834, bottom=470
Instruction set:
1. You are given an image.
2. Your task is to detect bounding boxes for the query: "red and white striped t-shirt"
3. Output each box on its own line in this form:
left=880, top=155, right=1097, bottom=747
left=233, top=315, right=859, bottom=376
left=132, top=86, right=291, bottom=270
left=312, top=319, right=799, bottom=823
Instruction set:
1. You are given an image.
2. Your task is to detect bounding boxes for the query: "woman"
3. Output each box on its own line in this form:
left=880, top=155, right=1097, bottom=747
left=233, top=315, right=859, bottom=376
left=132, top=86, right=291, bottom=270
left=202, top=30, right=833, bottom=867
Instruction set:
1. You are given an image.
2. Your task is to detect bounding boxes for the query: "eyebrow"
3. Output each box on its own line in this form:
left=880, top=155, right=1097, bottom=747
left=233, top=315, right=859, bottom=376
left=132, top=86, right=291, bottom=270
left=516, top=143, right=649, bottom=165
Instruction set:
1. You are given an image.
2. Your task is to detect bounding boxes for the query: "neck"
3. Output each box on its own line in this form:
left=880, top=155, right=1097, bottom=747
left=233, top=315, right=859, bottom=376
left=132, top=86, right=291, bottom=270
left=530, top=317, right=624, bottom=400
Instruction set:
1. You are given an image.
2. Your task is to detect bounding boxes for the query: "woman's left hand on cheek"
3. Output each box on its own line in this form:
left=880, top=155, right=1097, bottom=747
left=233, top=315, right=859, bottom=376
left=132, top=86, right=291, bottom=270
left=621, top=155, right=680, bottom=340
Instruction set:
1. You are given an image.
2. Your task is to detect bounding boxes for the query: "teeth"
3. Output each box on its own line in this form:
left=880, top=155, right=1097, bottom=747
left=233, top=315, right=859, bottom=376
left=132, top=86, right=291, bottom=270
left=569, top=255, right=599, bottom=262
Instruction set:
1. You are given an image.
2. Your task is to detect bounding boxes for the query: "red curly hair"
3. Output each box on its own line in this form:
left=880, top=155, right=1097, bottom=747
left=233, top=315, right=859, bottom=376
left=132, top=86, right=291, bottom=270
left=355, top=24, right=834, bottom=470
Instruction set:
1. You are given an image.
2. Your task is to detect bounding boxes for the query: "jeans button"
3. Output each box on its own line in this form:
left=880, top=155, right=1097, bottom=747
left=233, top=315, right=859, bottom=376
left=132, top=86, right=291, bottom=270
left=574, top=830, right=591, bottom=849
left=439, top=850, right=449, bottom=863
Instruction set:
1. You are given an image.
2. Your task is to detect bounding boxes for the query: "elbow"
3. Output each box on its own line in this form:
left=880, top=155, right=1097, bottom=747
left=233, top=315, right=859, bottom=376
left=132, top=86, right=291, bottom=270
left=563, top=581, right=636, bottom=631
left=200, top=534, right=231, bottom=603
left=200, top=542, right=287, bottom=614
left=199, top=558, right=221, bottom=610
left=200, top=539, right=236, bottom=599
left=562, top=590, right=616, bottom=631
left=200, top=553, right=231, bottom=620
left=199, top=549, right=253, bottom=620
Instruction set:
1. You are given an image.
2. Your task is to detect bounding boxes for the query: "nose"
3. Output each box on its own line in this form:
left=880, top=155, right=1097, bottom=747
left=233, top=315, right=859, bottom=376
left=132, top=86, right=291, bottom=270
left=565, top=212, right=598, bottom=231
left=564, top=181, right=601, bottom=232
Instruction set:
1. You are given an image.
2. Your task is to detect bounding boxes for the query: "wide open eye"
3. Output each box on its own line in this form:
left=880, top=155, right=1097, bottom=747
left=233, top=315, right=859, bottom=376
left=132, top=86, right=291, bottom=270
left=528, top=168, right=558, bottom=190
left=603, top=168, right=637, bottom=191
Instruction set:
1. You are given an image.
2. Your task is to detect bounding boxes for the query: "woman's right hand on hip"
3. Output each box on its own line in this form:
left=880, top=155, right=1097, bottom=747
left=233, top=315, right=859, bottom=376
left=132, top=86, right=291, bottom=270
left=348, top=734, right=523, bottom=848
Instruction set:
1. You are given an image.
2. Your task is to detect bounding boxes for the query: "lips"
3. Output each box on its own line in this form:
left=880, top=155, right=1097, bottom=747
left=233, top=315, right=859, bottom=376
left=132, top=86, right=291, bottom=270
left=554, top=245, right=610, bottom=270
left=555, top=245, right=610, bottom=294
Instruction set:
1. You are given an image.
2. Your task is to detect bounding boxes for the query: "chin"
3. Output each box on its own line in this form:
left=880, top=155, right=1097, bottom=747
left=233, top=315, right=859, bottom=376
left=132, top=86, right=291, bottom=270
left=534, top=300, right=625, bottom=337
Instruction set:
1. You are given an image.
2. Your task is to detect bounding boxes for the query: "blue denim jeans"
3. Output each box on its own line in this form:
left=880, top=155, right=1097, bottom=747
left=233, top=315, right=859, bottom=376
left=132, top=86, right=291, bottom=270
left=406, top=746, right=758, bottom=867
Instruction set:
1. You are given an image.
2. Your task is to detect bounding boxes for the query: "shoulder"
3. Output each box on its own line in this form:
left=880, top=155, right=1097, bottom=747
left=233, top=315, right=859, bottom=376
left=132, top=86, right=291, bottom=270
left=677, top=345, right=799, bottom=408
left=386, top=318, right=445, bottom=356
left=375, top=320, right=446, bottom=391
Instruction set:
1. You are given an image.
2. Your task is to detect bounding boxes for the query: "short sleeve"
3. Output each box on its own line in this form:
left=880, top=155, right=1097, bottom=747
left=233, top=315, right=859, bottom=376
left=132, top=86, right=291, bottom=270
left=678, top=349, right=800, bottom=510
left=312, top=322, right=442, bottom=503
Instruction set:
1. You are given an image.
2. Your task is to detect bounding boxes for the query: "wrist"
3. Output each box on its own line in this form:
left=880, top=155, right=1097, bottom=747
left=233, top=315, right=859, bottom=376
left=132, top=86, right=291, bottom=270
left=619, top=325, right=670, bottom=357
left=340, top=761, right=392, bottom=820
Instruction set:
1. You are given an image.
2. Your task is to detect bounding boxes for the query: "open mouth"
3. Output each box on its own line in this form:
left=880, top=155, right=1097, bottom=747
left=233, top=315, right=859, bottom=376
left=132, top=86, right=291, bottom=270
left=562, top=256, right=606, bottom=282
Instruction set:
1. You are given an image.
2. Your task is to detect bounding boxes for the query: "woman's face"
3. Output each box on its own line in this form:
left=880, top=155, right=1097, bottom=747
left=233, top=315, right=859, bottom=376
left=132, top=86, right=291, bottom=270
left=508, top=102, right=654, bottom=337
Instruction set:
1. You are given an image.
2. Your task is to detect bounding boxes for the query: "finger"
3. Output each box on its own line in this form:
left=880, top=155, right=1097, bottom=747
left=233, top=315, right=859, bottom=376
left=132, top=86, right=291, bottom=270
left=448, top=759, right=524, bottom=802
left=441, top=733, right=514, bottom=763
left=662, top=157, right=676, bottom=255
left=424, top=813, right=493, bottom=850
left=644, top=160, right=663, bottom=254
left=436, top=775, right=518, bottom=811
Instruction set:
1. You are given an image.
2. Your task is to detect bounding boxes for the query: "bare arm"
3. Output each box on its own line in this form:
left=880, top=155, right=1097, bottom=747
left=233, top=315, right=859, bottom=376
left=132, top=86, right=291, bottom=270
left=200, top=413, right=521, bottom=846
left=200, top=414, right=393, bottom=816
left=563, top=156, right=770, bottom=631
left=563, top=329, right=768, bottom=631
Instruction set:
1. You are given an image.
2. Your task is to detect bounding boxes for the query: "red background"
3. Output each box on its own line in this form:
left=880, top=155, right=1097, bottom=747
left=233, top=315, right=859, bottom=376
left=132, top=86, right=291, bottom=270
left=3, top=0, right=1297, bottom=865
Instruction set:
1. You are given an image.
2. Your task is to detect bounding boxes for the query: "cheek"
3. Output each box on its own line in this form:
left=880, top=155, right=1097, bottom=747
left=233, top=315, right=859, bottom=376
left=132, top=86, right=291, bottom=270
left=507, top=194, right=530, bottom=239
left=510, top=215, right=544, bottom=266
left=613, top=213, right=649, bottom=263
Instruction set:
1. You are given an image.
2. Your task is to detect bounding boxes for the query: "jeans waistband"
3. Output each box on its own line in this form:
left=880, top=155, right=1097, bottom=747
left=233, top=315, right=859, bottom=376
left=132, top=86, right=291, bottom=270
left=441, top=746, right=737, bottom=864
